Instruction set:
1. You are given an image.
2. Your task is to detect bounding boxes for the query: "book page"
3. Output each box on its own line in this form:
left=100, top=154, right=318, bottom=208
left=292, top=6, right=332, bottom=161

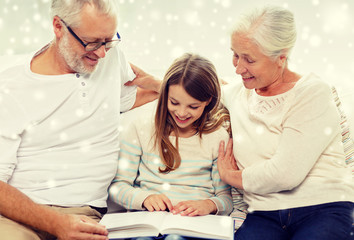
left=100, top=211, right=233, bottom=239
left=100, top=211, right=167, bottom=238
left=160, top=213, right=234, bottom=240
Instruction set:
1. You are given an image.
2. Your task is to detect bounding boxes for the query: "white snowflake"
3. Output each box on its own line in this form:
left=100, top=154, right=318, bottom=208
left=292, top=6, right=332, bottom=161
left=34, top=90, right=45, bottom=101
left=46, top=179, right=56, bottom=188
left=80, top=141, right=92, bottom=153
left=118, top=158, right=130, bottom=170
left=162, top=182, right=170, bottom=190
left=59, top=132, right=68, bottom=141
left=323, top=127, right=333, bottom=136
left=312, top=0, right=320, bottom=6
left=309, top=34, right=322, bottom=47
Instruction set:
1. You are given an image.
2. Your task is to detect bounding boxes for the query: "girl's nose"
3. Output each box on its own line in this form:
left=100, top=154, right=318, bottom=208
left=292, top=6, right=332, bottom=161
left=177, top=108, right=188, bottom=118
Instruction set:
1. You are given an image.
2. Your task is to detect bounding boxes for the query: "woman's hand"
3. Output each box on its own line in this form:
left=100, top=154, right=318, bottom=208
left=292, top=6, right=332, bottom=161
left=172, top=199, right=217, bottom=216
left=218, top=139, right=239, bottom=176
left=142, top=194, right=173, bottom=212
left=217, top=139, right=243, bottom=189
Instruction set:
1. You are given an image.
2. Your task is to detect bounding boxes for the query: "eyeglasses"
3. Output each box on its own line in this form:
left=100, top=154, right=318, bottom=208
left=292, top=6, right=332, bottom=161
left=60, top=18, right=121, bottom=52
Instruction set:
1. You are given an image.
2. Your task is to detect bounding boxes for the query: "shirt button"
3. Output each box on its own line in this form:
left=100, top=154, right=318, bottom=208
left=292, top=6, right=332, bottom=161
left=76, top=73, right=80, bottom=78
left=81, top=82, right=86, bottom=86
left=82, top=93, right=86, bottom=97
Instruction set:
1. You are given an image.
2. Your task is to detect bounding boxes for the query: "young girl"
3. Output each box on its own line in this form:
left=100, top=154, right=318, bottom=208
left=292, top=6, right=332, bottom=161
left=109, top=53, right=233, bottom=239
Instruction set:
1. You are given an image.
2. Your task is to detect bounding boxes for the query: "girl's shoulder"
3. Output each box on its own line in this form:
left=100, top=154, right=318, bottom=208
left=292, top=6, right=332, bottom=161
left=120, top=109, right=155, bottom=137
left=202, top=126, right=230, bottom=143
left=198, top=127, right=230, bottom=158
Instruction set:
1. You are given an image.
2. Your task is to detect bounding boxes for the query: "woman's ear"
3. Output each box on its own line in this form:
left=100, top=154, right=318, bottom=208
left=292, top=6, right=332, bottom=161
left=278, top=54, right=287, bottom=67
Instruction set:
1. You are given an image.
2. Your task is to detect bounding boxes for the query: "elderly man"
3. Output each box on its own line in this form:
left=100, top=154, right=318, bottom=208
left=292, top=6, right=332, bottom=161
left=0, top=0, right=159, bottom=239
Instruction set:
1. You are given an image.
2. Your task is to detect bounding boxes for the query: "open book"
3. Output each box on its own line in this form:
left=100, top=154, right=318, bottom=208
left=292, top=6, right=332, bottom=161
left=100, top=211, right=234, bottom=239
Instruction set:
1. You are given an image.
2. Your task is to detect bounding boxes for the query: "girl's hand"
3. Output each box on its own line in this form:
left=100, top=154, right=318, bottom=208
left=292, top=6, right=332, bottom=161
left=172, top=199, right=217, bottom=216
left=142, top=194, right=173, bottom=212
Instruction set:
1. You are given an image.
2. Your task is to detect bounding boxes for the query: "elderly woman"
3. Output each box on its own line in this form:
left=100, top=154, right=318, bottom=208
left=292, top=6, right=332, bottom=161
left=217, top=6, right=354, bottom=240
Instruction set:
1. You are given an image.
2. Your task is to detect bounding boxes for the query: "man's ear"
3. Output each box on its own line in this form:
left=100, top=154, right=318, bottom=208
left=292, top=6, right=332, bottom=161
left=53, top=16, right=64, bottom=39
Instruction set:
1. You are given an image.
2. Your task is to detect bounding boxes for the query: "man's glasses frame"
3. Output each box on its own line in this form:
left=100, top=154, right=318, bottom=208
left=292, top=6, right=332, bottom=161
left=60, top=18, right=121, bottom=52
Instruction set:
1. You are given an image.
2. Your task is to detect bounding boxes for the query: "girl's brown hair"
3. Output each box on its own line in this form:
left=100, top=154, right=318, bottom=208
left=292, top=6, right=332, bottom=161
left=154, top=53, right=229, bottom=173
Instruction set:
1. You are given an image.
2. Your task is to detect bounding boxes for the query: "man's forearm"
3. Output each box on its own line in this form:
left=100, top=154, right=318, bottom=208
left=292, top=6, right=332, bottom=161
left=0, top=181, right=63, bottom=236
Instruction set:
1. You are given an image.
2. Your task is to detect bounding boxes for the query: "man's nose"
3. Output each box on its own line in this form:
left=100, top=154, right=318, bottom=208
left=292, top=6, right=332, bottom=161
left=93, top=45, right=106, bottom=59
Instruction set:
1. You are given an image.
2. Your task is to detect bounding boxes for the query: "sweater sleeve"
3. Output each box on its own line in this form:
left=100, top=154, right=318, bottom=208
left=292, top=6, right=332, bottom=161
left=230, top=188, right=248, bottom=230
left=242, top=81, right=343, bottom=194
left=108, top=120, right=154, bottom=210
left=208, top=130, right=233, bottom=215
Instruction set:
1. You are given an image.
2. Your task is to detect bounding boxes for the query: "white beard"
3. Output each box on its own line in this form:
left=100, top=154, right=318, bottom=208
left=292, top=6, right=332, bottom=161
left=58, top=34, right=96, bottom=74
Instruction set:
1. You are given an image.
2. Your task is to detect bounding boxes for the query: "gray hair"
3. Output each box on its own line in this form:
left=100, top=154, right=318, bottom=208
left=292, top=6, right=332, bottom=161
left=232, top=6, right=297, bottom=59
left=51, top=0, right=118, bottom=28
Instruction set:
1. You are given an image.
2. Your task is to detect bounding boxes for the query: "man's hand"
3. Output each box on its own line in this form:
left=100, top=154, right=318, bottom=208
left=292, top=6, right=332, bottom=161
left=142, top=194, right=173, bottom=212
left=172, top=199, right=217, bottom=216
left=55, top=214, right=108, bottom=240
left=125, top=63, right=161, bottom=93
